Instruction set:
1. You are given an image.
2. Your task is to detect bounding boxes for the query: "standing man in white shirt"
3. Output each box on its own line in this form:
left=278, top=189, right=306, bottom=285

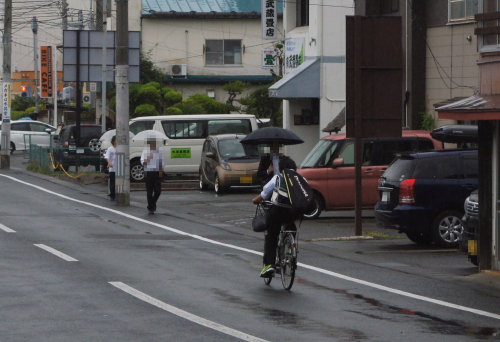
left=141, top=137, right=165, bottom=214
left=104, top=135, right=117, bottom=201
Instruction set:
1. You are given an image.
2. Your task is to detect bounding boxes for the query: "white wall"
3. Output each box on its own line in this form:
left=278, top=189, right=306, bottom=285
left=426, top=23, right=479, bottom=126
left=141, top=17, right=282, bottom=77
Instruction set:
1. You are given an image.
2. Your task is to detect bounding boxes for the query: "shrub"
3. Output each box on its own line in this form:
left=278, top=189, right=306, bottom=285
left=133, top=103, right=159, bottom=117
left=165, top=106, right=183, bottom=115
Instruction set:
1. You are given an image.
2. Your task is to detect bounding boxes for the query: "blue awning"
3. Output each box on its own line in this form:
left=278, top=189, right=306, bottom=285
left=268, top=58, right=320, bottom=99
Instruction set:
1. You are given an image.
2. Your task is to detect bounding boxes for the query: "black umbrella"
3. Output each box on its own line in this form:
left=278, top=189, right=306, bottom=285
left=240, top=127, right=304, bottom=145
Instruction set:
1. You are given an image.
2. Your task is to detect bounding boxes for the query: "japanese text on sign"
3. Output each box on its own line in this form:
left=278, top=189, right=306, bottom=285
left=262, top=48, right=278, bottom=67
left=40, top=46, right=54, bottom=98
left=2, top=82, right=11, bottom=122
left=171, top=148, right=192, bottom=159
left=262, top=0, right=277, bottom=40
left=284, top=38, right=305, bottom=74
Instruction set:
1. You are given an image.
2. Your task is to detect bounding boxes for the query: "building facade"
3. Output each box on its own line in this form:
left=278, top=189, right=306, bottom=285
left=141, top=0, right=283, bottom=104
left=269, top=0, right=354, bottom=164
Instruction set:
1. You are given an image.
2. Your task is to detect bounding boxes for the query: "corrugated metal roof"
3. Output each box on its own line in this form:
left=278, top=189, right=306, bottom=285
left=142, top=0, right=283, bottom=15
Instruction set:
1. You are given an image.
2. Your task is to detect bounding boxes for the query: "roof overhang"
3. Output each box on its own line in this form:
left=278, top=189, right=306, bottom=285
left=142, top=12, right=283, bottom=19
left=436, top=95, right=500, bottom=120
left=268, top=58, right=320, bottom=99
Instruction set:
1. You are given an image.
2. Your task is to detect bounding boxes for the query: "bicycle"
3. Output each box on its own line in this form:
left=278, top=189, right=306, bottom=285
left=261, top=202, right=299, bottom=291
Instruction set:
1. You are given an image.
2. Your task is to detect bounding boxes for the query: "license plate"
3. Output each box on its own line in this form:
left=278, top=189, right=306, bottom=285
left=381, top=191, right=390, bottom=202
left=76, top=148, right=85, bottom=154
left=240, top=176, right=252, bottom=184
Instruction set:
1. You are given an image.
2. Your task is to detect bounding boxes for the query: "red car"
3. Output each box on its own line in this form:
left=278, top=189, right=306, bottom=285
left=297, top=131, right=442, bottom=218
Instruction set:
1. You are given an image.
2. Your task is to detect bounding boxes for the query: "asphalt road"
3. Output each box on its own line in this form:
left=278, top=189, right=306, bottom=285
left=0, top=159, right=499, bottom=341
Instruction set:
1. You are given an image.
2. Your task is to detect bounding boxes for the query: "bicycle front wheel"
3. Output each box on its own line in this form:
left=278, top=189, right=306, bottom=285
left=280, top=233, right=297, bottom=290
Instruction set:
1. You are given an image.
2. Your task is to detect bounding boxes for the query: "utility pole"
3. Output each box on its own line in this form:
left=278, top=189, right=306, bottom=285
left=115, top=0, right=130, bottom=205
left=1, top=0, right=12, bottom=169
left=89, top=0, right=95, bottom=30
left=32, top=16, right=39, bottom=120
left=62, top=0, right=68, bottom=30
left=101, top=0, right=108, bottom=133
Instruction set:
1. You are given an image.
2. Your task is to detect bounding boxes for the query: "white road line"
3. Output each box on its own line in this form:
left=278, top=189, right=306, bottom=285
left=2, top=174, right=500, bottom=321
left=109, top=282, right=268, bottom=342
left=34, top=244, right=79, bottom=262
left=0, top=223, right=16, bottom=233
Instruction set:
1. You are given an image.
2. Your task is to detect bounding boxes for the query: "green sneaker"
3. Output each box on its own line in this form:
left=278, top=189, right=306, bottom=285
left=260, top=264, right=275, bottom=278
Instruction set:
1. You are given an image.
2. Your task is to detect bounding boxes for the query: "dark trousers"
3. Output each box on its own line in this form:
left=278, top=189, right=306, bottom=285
left=145, top=171, right=162, bottom=211
left=263, top=206, right=297, bottom=265
left=108, top=172, right=115, bottom=200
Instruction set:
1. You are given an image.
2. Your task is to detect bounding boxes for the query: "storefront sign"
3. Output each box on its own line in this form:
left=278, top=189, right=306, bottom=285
left=40, top=46, right=54, bottom=98
left=262, top=0, right=277, bottom=40
left=262, top=48, right=278, bottom=67
left=284, top=38, right=305, bottom=74
left=2, top=82, right=11, bottom=122
left=171, top=148, right=192, bottom=159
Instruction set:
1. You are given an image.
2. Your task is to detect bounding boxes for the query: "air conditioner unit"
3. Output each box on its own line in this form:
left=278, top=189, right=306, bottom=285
left=171, top=64, right=187, bottom=77
left=82, top=93, right=95, bottom=106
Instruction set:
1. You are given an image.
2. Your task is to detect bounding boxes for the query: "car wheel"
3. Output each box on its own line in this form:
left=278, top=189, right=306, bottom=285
left=303, top=193, right=324, bottom=219
left=199, top=171, right=208, bottom=191
left=431, top=210, right=464, bottom=247
left=88, top=138, right=101, bottom=152
left=406, top=231, right=432, bottom=245
left=130, top=159, right=145, bottom=182
left=214, top=174, right=225, bottom=194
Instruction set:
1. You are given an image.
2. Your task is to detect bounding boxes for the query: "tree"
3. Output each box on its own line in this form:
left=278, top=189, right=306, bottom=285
left=239, top=84, right=282, bottom=125
left=140, top=51, right=165, bottom=85
left=133, top=104, right=159, bottom=117
left=223, top=81, right=249, bottom=106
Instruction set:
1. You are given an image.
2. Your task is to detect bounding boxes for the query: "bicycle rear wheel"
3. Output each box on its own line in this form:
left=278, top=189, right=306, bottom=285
left=280, top=233, right=297, bottom=290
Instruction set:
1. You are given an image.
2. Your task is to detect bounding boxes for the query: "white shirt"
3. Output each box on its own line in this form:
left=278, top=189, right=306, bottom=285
left=271, top=154, right=280, bottom=176
left=104, top=146, right=117, bottom=172
left=260, top=175, right=278, bottom=200
left=141, top=148, right=164, bottom=171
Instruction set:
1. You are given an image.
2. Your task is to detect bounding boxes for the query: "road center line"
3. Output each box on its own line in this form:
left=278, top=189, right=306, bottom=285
left=0, top=223, right=16, bottom=233
left=34, top=244, right=79, bottom=262
left=109, top=282, right=268, bottom=342
left=2, top=174, right=499, bottom=321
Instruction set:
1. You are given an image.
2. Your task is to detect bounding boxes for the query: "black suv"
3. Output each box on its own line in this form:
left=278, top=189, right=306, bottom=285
left=54, top=124, right=102, bottom=171
left=375, top=149, right=478, bottom=247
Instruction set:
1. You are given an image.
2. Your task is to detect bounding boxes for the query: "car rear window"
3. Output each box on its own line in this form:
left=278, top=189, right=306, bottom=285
left=80, top=126, right=101, bottom=139
left=412, top=155, right=460, bottom=179
left=383, top=158, right=416, bottom=181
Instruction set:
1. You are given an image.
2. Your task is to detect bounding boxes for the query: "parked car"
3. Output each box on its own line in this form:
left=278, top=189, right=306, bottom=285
left=53, top=124, right=102, bottom=171
left=99, top=114, right=258, bottom=182
left=374, top=149, right=478, bottom=247
left=460, top=190, right=479, bottom=266
left=297, top=131, right=442, bottom=218
left=199, top=134, right=260, bottom=193
left=0, top=120, right=56, bottom=152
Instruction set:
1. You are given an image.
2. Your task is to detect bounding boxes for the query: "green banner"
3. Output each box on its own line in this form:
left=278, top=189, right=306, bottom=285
left=171, top=148, right=192, bottom=159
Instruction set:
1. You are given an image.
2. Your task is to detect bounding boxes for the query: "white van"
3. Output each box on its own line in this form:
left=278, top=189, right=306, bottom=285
left=106, top=114, right=258, bottom=181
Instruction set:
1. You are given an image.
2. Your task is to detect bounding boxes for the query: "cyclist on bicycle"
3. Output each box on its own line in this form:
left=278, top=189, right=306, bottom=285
left=252, top=157, right=298, bottom=278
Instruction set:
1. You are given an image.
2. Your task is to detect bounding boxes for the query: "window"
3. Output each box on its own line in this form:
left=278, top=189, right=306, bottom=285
left=366, top=0, right=399, bottom=15
left=11, top=122, right=30, bottom=131
left=449, top=0, right=478, bottom=21
left=413, top=155, right=460, bottom=179
left=207, top=119, right=251, bottom=135
left=162, top=121, right=204, bottom=139
left=300, top=140, right=339, bottom=168
left=129, top=120, right=154, bottom=135
left=30, top=123, right=53, bottom=132
left=296, top=0, right=309, bottom=27
left=481, top=0, right=500, bottom=48
left=205, top=40, right=242, bottom=65
left=376, top=139, right=414, bottom=166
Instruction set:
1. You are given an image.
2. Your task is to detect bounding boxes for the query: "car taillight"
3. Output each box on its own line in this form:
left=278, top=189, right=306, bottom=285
left=399, top=179, right=416, bottom=204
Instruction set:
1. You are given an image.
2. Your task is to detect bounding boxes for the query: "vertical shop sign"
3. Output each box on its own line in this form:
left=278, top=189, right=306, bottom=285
left=40, top=46, right=53, bottom=98
left=284, top=38, right=305, bottom=74
left=2, top=82, right=11, bottom=122
left=262, top=0, right=277, bottom=39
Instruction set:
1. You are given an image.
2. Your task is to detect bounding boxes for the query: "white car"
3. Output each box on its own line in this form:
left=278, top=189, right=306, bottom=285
left=0, top=120, right=56, bottom=153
